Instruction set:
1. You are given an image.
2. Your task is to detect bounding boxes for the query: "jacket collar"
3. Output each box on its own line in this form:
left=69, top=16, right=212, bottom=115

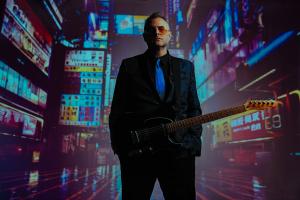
left=144, top=49, right=170, bottom=66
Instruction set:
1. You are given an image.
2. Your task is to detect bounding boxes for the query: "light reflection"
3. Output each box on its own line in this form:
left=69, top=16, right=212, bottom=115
left=32, top=151, right=40, bottom=163
left=61, top=168, right=70, bottom=186
left=97, top=165, right=106, bottom=178
left=106, top=165, right=110, bottom=175
left=252, top=176, right=266, bottom=199
left=252, top=176, right=266, bottom=188
left=115, top=165, right=122, bottom=198
left=84, top=168, right=89, bottom=186
left=92, top=177, right=97, bottom=192
left=74, top=165, right=79, bottom=181
left=28, top=170, right=39, bottom=188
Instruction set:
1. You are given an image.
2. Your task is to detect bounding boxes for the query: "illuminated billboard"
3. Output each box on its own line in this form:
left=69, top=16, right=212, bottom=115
left=59, top=50, right=104, bottom=127
left=212, top=106, right=283, bottom=144
left=6, top=67, right=19, bottom=94
left=22, top=115, right=38, bottom=136
left=64, top=50, right=104, bottom=69
left=59, top=94, right=101, bottom=127
left=0, top=102, right=43, bottom=138
left=0, top=60, right=47, bottom=108
left=0, top=61, right=8, bottom=87
left=84, top=13, right=109, bottom=49
left=133, top=15, right=148, bottom=35
left=115, top=14, right=147, bottom=35
left=38, top=89, right=47, bottom=108
left=1, top=0, right=53, bottom=75
left=115, top=15, right=133, bottom=34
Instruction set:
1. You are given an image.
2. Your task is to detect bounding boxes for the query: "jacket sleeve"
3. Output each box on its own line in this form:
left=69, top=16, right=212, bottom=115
left=109, top=60, right=128, bottom=154
left=183, top=61, right=203, bottom=156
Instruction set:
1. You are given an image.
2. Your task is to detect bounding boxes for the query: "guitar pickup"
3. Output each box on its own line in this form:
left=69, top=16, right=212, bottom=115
left=130, top=130, right=140, bottom=144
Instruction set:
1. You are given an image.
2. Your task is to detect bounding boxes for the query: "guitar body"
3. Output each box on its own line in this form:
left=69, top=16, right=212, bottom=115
left=128, top=117, right=178, bottom=157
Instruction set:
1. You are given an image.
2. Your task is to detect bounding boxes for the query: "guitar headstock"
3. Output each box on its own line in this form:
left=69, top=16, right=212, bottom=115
left=244, top=100, right=278, bottom=111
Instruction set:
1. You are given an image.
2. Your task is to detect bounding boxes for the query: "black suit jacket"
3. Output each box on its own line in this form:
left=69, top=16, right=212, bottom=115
left=109, top=51, right=202, bottom=156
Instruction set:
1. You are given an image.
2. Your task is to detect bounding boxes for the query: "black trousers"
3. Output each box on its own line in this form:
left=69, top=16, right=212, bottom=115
left=119, top=151, right=196, bottom=200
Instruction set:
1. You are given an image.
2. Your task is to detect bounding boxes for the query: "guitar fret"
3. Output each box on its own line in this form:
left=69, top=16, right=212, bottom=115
left=171, top=123, right=175, bottom=132
left=178, top=121, right=184, bottom=128
left=187, top=119, right=193, bottom=127
left=167, top=123, right=175, bottom=133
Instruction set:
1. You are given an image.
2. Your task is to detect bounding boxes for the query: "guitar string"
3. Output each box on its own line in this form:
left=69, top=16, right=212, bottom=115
left=135, top=105, right=246, bottom=135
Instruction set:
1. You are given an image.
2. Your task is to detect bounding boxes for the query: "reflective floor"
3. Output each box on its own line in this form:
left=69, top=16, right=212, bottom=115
left=1, top=162, right=299, bottom=200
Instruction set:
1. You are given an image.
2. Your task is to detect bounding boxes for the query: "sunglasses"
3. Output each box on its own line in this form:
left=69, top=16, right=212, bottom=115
left=144, top=26, right=170, bottom=35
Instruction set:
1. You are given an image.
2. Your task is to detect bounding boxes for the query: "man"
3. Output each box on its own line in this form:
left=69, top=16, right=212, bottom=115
left=109, top=12, right=202, bottom=200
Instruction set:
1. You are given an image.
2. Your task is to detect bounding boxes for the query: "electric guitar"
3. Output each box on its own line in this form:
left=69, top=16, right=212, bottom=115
left=127, top=100, right=278, bottom=156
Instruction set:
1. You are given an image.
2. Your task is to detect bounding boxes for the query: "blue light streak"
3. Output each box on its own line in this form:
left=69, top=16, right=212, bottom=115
left=247, top=31, right=295, bottom=67
left=43, top=0, right=62, bottom=30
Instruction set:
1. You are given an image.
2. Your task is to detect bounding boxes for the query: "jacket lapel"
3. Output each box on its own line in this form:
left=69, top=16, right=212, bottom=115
left=141, top=53, right=162, bottom=101
left=169, top=56, right=181, bottom=111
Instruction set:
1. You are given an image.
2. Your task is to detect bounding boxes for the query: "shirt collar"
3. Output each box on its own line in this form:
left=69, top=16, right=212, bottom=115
left=145, top=49, right=170, bottom=66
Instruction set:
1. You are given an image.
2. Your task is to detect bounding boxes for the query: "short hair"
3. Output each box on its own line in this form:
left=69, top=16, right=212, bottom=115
left=144, top=12, right=168, bottom=32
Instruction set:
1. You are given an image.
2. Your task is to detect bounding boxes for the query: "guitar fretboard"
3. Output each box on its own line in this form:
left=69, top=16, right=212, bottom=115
left=165, top=105, right=246, bottom=133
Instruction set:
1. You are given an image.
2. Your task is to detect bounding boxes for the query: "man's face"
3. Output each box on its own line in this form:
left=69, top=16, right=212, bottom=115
left=143, top=17, right=171, bottom=48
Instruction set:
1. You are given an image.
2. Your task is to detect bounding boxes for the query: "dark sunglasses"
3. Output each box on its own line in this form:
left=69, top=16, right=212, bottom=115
left=144, top=26, right=170, bottom=35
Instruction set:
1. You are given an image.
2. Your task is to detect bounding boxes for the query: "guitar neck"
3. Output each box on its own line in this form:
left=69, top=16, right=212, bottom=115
left=165, top=105, right=246, bottom=133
